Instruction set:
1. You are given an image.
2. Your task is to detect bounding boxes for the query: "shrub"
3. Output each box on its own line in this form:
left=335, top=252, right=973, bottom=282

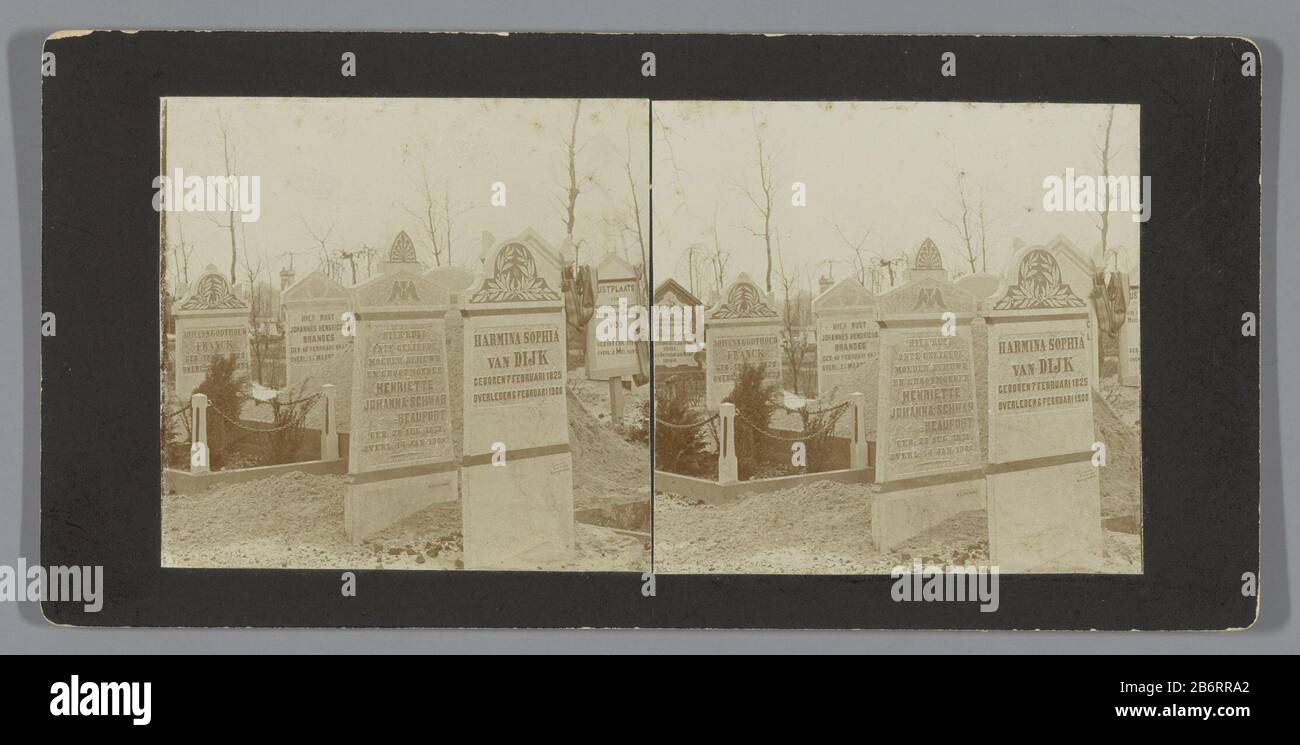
left=723, top=362, right=779, bottom=481
left=653, top=382, right=712, bottom=477
left=265, top=379, right=319, bottom=466
left=193, top=354, right=248, bottom=470
left=797, top=400, right=848, bottom=474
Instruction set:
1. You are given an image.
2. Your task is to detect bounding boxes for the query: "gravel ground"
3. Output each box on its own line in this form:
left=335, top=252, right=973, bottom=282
left=653, top=359, right=1144, bottom=575
left=652, top=481, right=1141, bottom=574
left=163, top=367, right=653, bottom=571
left=163, top=470, right=647, bottom=571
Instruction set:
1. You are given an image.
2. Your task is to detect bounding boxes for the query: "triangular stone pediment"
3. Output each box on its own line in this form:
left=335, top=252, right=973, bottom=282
left=813, top=277, right=874, bottom=314
left=466, top=229, right=563, bottom=306
left=176, top=265, right=247, bottom=313
left=282, top=269, right=350, bottom=303
left=878, top=276, right=977, bottom=317
left=654, top=278, right=703, bottom=308
left=595, top=253, right=639, bottom=282
left=991, top=247, right=1088, bottom=312
left=353, top=264, right=448, bottom=311
left=707, top=273, right=778, bottom=321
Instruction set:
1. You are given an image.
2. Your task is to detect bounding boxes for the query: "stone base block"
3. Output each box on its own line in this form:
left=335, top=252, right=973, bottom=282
left=987, top=459, right=1103, bottom=572
left=462, top=452, right=575, bottom=570
left=872, top=475, right=986, bottom=552
left=344, top=468, right=458, bottom=544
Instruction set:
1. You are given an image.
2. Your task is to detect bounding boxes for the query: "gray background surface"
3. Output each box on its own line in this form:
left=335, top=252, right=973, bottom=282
left=1, top=0, right=1291, bottom=653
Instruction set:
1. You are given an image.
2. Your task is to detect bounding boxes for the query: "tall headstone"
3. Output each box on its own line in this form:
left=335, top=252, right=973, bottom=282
left=172, top=265, right=251, bottom=401
left=812, top=277, right=878, bottom=419
left=652, top=278, right=705, bottom=401
left=586, top=253, right=645, bottom=380
left=985, top=245, right=1103, bottom=571
left=871, top=240, right=985, bottom=551
left=1118, top=264, right=1141, bottom=387
left=344, top=231, right=456, bottom=543
left=281, top=268, right=352, bottom=431
left=703, top=273, right=782, bottom=410
left=461, top=230, right=574, bottom=569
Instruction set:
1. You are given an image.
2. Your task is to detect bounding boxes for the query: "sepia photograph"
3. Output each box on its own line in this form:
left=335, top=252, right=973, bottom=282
left=158, top=97, right=652, bottom=571
left=650, top=100, right=1144, bottom=574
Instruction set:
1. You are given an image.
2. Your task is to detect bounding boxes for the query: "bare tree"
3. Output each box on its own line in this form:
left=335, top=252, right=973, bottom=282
left=1092, top=104, right=1121, bottom=378
left=1094, top=104, right=1118, bottom=271
left=401, top=142, right=448, bottom=268
left=832, top=219, right=871, bottom=287
left=217, top=112, right=240, bottom=284
left=172, top=218, right=195, bottom=289
left=622, top=124, right=648, bottom=274
left=940, top=170, right=981, bottom=275
left=737, top=117, right=777, bottom=293
left=556, top=99, right=595, bottom=264
left=977, top=190, right=991, bottom=272
left=774, top=235, right=809, bottom=396
left=706, top=211, right=730, bottom=298
left=301, top=218, right=340, bottom=282
left=238, top=222, right=269, bottom=383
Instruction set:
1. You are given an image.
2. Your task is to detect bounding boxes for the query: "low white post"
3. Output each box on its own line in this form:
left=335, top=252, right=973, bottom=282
left=718, top=402, right=738, bottom=484
left=850, top=391, right=868, bottom=470
left=320, top=383, right=339, bottom=461
left=190, top=393, right=210, bottom=473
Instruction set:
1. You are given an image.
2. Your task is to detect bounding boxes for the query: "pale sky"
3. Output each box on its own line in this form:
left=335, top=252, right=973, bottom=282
left=162, top=97, right=648, bottom=287
left=161, top=98, right=1139, bottom=298
left=651, top=100, right=1141, bottom=297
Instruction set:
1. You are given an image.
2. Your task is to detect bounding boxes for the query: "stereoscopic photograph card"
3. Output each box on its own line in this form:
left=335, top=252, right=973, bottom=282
left=39, top=31, right=1260, bottom=629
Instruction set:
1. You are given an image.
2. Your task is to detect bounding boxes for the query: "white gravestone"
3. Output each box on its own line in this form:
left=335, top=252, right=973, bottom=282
left=812, top=277, right=878, bottom=434
left=871, top=239, right=985, bottom=551
left=985, top=245, right=1103, bottom=571
left=703, top=273, right=782, bottom=411
left=343, top=231, right=457, bottom=543
left=281, top=269, right=352, bottom=431
left=172, top=265, right=251, bottom=401
left=652, top=278, right=706, bottom=400
left=460, top=230, right=574, bottom=569
left=586, top=253, right=644, bottom=381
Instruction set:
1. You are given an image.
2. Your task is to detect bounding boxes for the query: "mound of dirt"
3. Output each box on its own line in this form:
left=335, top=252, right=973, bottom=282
left=567, top=388, right=651, bottom=530
left=1094, top=388, right=1142, bottom=523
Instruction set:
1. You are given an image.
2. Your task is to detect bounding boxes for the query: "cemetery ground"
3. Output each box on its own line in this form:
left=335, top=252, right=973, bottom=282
left=653, top=361, right=1142, bottom=575
left=162, top=376, right=651, bottom=571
